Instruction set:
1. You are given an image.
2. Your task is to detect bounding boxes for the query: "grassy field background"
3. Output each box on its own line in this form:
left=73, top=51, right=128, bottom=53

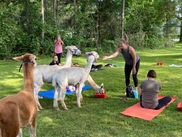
left=0, top=44, right=182, bottom=137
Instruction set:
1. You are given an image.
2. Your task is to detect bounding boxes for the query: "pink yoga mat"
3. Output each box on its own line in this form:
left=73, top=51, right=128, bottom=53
left=121, top=97, right=176, bottom=121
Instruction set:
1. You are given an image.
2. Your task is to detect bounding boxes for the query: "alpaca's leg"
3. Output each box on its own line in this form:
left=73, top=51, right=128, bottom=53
left=34, top=84, right=43, bottom=110
left=76, top=83, right=84, bottom=108
left=3, top=116, right=19, bottom=137
left=0, top=128, right=1, bottom=137
left=75, top=85, right=83, bottom=103
left=29, top=117, right=36, bottom=137
left=59, top=85, right=68, bottom=110
left=16, top=128, right=22, bottom=137
left=53, top=86, right=59, bottom=110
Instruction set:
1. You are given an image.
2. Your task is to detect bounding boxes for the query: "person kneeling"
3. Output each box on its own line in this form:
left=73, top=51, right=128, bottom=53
left=139, top=70, right=171, bottom=110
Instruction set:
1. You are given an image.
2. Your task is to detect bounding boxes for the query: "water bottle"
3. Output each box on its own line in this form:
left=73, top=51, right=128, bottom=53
left=133, top=90, right=139, bottom=99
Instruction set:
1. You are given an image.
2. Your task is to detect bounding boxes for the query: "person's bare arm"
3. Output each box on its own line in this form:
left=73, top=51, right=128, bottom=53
left=129, top=47, right=137, bottom=74
left=103, top=48, right=120, bottom=60
left=61, top=40, right=64, bottom=45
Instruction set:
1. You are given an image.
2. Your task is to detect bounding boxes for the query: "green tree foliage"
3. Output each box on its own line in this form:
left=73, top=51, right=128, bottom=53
left=125, top=0, right=176, bottom=48
left=0, top=2, right=22, bottom=58
left=0, top=0, right=178, bottom=59
left=176, top=0, right=182, bottom=42
left=0, top=1, right=41, bottom=58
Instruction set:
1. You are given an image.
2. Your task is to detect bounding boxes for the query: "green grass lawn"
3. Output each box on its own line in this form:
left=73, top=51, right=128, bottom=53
left=0, top=44, right=182, bottom=137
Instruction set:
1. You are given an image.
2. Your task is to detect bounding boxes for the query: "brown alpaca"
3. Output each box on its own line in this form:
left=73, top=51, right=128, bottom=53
left=0, top=53, right=37, bottom=137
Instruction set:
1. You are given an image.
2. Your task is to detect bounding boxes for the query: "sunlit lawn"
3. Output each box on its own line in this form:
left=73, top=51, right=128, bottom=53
left=0, top=44, right=182, bottom=137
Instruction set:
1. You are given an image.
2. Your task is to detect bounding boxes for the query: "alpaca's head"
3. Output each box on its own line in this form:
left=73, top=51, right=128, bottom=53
left=13, top=53, right=37, bottom=66
left=97, top=83, right=105, bottom=94
left=85, top=51, right=99, bottom=63
left=65, top=45, right=81, bottom=56
left=85, top=51, right=99, bottom=59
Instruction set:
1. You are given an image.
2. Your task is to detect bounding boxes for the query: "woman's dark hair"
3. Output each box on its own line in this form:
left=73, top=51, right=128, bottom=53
left=147, top=70, right=157, bottom=78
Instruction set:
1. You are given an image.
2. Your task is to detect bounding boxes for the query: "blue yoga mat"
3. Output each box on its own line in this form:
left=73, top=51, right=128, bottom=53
left=38, top=85, right=92, bottom=99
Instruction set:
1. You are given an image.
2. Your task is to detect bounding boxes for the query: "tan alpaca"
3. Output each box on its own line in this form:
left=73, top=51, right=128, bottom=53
left=0, top=53, right=37, bottom=137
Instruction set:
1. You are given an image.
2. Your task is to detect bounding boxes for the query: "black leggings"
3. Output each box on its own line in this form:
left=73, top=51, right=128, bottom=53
left=155, top=96, right=172, bottom=110
left=140, top=96, right=172, bottom=110
left=124, top=59, right=140, bottom=87
left=56, top=53, right=62, bottom=64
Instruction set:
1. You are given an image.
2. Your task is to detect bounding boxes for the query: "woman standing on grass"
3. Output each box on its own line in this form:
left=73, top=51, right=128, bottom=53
left=103, top=36, right=140, bottom=98
left=54, top=35, right=64, bottom=65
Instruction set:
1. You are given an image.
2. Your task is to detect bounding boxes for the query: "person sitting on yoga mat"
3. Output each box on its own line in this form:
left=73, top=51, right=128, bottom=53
left=139, top=70, right=171, bottom=110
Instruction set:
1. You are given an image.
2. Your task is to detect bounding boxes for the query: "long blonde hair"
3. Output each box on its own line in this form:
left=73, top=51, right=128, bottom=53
left=121, top=33, right=128, bottom=43
left=119, top=34, right=129, bottom=48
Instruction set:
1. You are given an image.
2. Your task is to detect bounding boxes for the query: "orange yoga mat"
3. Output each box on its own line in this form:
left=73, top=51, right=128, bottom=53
left=121, top=97, right=176, bottom=121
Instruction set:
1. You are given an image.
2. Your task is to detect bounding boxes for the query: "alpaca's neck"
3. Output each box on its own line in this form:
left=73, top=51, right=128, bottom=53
left=87, top=75, right=100, bottom=91
left=64, top=50, right=73, bottom=67
left=85, top=56, right=94, bottom=72
left=23, top=63, right=34, bottom=92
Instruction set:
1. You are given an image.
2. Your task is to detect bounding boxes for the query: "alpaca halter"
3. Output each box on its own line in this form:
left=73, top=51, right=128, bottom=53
left=19, top=61, right=35, bottom=72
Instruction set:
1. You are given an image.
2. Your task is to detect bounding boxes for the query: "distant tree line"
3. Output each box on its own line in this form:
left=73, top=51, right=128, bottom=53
left=0, top=0, right=181, bottom=59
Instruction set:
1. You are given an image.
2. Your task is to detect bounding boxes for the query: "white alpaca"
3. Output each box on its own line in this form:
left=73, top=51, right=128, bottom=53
left=34, top=46, right=81, bottom=109
left=52, top=51, right=100, bottom=110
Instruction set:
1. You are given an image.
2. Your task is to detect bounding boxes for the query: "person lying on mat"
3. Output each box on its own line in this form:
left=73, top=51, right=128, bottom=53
left=139, top=70, right=171, bottom=110
left=91, top=60, right=103, bottom=72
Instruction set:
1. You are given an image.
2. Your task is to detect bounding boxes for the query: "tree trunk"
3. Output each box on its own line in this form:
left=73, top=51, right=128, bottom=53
left=41, top=0, right=45, bottom=45
left=53, top=0, right=57, bottom=18
left=121, top=0, right=125, bottom=39
left=73, top=0, right=77, bottom=28
left=96, top=1, right=101, bottom=52
left=44, top=0, right=47, bottom=17
left=164, top=20, right=170, bottom=39
left=179, top=21, right=182, bottom=42
left=26, top=1, right=32, bottom=35
left=53, top=0, right=59, bottom=35
left=96, top=16, right=99, bottom=52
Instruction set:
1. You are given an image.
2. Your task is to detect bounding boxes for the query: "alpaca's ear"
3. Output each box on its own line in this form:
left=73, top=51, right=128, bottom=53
left=30, top=55, right=36, bottom=63
left=65, top=46, right=74, bottom=52
left=69, top=46, right=77, bottom=52
left=13, top=55, right=23, bottom=61
left=100, top=83, right=104, bottom=88
left=65, top=45, right=76, bottom=50
left=92, top=51, right=99, bottom=59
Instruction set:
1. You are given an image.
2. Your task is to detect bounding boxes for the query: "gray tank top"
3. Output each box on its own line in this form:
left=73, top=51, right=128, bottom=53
left=121, top=46, right=139, bottom=65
